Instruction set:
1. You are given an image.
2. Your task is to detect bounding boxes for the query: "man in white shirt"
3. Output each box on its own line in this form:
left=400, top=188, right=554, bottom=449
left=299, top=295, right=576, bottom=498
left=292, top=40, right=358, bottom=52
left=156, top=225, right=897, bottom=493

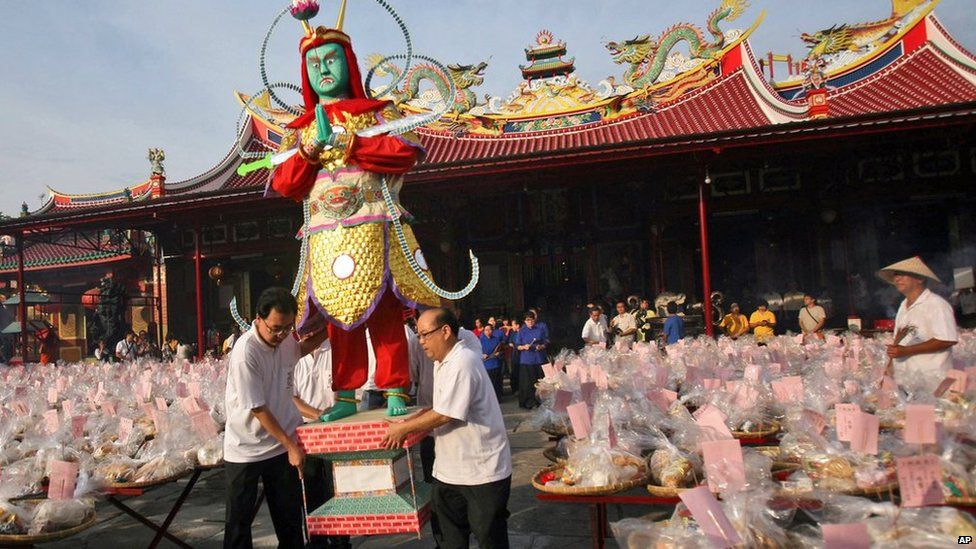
left=609, top=300, right=637, bottom=349
left=581, top=307, right=607, bottom=347
left=798, top=294, right=827, bottom=341
left=878, top=257, right=959, bottom=394
left=383, top=308, right=512, bottom=549
left=223, top=287, right=327, bottom=549
left=115, top=331, right=137, bottom=362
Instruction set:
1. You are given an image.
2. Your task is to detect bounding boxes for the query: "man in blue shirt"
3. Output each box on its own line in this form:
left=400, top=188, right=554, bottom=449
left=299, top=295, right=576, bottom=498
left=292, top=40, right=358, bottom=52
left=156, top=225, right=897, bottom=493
left=513, top=312, right=548, bottom=409
left=663, top=301, right=685, bottom=346
left=479, top=324, right=505, bottom=399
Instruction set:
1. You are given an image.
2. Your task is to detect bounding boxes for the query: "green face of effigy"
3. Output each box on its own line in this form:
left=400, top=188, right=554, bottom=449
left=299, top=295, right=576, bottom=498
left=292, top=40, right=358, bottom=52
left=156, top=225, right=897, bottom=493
left=305, top=43, right=349, bottom=100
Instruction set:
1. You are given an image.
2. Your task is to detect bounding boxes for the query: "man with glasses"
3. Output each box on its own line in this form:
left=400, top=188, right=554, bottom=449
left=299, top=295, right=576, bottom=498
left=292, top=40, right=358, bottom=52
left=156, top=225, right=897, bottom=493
left=382, top=308, right=512, bottom=549
left=224, top=287, right=328, bottom=548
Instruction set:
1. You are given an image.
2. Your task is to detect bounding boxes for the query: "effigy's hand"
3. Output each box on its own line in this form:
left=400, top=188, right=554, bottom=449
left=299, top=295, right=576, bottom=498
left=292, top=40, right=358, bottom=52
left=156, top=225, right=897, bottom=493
left=315, top=104, right=333, bottom=146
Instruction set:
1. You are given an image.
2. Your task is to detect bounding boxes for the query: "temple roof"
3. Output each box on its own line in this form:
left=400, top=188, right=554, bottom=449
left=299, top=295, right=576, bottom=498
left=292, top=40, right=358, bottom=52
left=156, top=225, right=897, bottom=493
left=5, top=5, right=976, bottom=233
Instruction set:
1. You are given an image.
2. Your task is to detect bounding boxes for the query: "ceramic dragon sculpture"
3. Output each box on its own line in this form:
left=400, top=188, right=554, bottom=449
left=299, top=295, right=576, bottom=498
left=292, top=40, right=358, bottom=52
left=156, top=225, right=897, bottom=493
left=606, top=0, right=748, bottom=89
left=369, top=54, right=488, bottom=115
left=800, top=0, right=929, bottom=59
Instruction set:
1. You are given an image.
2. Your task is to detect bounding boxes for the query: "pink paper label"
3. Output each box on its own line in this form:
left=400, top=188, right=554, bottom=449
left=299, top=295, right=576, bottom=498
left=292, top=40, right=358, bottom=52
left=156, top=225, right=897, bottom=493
left=822, top=523, right=871, bottom=549
left=580, top=382, right=597, bottom=407
left=835, top=403, right=860, bottom=442
left=10, top=400, right=29, bottom=417
left=102, top=401, right=117, bottom=417
left=71, top=415, right=87, bottom=438
left=155, top=397, right=168, bottom=411
left=801, top=409, right=826, bottom=435
left=44, top=409, right=59, bottom=434
left=592, top=364, right=609, bottom=390
left=903, top=404, right=937, bottom=445
left=540, top=363, right=557, bottom=379
left=743, top=364, right=761, bottom=383
left=566, top=402, right=591, bottom=439
left=647, top=389, right=676, bottom=413
left=151, top=408, right=168, bottom=433
left=701, top=439, right=746, bottom=493
left=896, top=454, right=944, bottom=507
left=48, top=460, right=78, bottom=500
left=176, top=382, right=188, bottom=398
left=703, top=378, right=722, bottom=390
left=56, top=377, right=67, bottom=393
left=685, top=366, right=702, bottom=385
left=189, top=410, right=219, bottom=439
left=188, top=382, right=202, bottom=399
left=771, top=376, right=804, bottom=404
left=47, top=387, right=58, bottom=405
left=119, top=417, right=134, bottom=441
left=695, top=406, right=733, bottom=441
left=181, top=397, right=203, bottom=415
left=849, top=412, right=879, bottom=455
left=843, top=380, right=860, bottom=396
left=61, top=400, right=74, bottom=417
left=553, top=390, right=573, bottom=414
left=946, top=369, right=967, bottom=394
left=933, top=377, right=955, bottom=398
left=678, top=487, right=742, bottom=547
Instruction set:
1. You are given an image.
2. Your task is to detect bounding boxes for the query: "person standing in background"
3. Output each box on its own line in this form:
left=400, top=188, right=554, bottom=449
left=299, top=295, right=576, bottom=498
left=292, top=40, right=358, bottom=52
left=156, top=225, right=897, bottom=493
left=513, top=311, right=548, bottom=409
left=798, top=294, right=827, bottom=341
left=479, top=323, right=505, bottom=399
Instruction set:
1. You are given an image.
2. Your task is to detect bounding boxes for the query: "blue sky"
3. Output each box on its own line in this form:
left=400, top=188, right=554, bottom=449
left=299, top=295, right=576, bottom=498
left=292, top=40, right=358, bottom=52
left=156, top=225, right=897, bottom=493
left=0, top=0, right=973, bottom=218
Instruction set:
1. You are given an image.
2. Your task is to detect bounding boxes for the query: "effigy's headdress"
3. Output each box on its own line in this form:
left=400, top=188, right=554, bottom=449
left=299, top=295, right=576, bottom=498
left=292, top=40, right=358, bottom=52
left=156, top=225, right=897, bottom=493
left=292, top=0, right=352, bottom=48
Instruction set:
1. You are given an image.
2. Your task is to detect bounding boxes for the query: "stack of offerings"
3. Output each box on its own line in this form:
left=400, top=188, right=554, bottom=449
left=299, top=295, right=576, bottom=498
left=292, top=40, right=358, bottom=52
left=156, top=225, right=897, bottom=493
left=296, top=408, right=430, bottom=536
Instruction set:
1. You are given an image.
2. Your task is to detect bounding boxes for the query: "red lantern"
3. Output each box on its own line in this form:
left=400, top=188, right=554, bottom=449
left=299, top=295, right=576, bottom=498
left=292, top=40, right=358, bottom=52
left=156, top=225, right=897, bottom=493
left=82, top=287, right=101, bottom=310
left=208, top=264, right=226, bottom=285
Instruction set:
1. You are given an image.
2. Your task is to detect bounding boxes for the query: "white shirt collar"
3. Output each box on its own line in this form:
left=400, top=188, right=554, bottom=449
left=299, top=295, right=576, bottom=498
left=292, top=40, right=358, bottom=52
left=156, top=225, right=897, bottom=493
left=435, top=340, right=465, bottom=369
left=905, top=288, right=934, bottom=310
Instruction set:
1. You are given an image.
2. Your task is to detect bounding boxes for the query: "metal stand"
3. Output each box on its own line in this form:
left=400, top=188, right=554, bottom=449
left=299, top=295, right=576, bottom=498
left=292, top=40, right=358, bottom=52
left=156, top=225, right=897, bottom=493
left=535, top=491, right=678, bottom=549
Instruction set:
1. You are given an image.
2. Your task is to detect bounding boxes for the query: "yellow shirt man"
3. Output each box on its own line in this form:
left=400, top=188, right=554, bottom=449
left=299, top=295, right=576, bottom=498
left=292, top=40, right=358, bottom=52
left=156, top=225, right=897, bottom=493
left=719, top=309, right=750, bottom=338
left=749, top=306, right=777, bottom=342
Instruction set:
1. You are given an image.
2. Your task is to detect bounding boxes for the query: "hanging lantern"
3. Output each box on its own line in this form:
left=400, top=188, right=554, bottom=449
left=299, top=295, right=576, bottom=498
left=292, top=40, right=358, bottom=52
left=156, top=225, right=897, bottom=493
left=81, top=287, right=101, bottom=310
left=208, top=264, right=226, bottom=285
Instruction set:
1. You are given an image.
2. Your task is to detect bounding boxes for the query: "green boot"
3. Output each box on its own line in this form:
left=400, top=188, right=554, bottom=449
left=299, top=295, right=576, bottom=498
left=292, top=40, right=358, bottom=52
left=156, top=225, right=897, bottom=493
left=319, top=391, right=358, bottom=422
left=385, top=388, right=410, bottom=417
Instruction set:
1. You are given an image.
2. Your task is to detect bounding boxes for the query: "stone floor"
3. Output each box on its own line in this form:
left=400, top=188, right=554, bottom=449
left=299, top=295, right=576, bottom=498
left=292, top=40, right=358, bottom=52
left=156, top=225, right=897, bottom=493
left=45, top=386, right=662, bottom=548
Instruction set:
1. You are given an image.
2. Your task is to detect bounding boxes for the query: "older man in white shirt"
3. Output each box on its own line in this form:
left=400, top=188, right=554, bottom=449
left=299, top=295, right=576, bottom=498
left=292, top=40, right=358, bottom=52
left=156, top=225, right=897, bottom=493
left=581, top=307, right=607, bottom=347
left=383, top=308, right=512, bottom=549
left=878, top=257, right=958, bottom=394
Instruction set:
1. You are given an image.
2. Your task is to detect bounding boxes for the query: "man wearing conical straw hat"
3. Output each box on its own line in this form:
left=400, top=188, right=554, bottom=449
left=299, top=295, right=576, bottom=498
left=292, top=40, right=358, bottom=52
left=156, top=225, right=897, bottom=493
left=877, top=256, right=958, bottom=393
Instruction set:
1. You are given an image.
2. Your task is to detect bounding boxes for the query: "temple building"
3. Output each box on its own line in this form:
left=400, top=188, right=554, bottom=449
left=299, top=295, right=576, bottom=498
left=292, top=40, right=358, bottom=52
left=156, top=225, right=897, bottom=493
left=1, top=1, right=974, bottom=357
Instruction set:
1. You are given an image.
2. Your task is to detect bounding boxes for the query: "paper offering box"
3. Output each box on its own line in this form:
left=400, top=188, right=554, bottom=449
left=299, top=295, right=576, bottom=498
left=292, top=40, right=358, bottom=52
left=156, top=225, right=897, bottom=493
left=297, top=408, right=431, bottom=537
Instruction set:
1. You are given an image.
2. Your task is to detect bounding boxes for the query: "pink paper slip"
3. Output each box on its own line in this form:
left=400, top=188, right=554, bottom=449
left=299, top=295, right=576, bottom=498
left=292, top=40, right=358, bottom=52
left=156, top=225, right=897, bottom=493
left=685, top=366, right=703, bottom=385
left=580, top=382, right=597, bottom=407
left=48, top=460, right=79, bottom=500
left=678, top=486, right=742, bottom=548
left=592, top=364, right=609, bottom=390
left=61, top=400, right=75, bottom=417
left=801, top=409, right=826, bottom=435
left=771, top=376, right=804, bottom=404
left=70, top=416, right=87, bottom=439
left=189, top=410, right=219, bottom=439
left=946, top=369, right=967, bottom=394
left=903, top=404, right=937, bottom=445
left=102, top=400, right=117, bottom=417
left=843, top=380, right=860, bottom=396
left=47, top=387, right=58, bottom=406
left=701, top=439, right=746, bottom=493
left=896, top=454, right=944, bottom=507
left=44, top=409, right=60, bottom=434
left=155, top=397, right=169, bottom=411
left=835, top=403, right=860, bottom=442
left=821, top=523, right=871, bottom=549
left=647, top=389, right=676, bottom=413
left=182, top=397, right=203, bottom=415
left=849, top=412, right=879, bottom=455
left=607, top=416, right=618, bottom=449
left=119, top=417, right=134, bottom=442
left=566, top=402, right=591, bottom=439
left=553, top=390, right=573, bottom=414
left=188, top=382, right=202, bottom=399
left=703, top=378, right=722, bottom=391
left=743, top=364, right=761, bottom=383
left=541, top=363, right=558, bottom=379
left=695, top=406, right=734, bottom=441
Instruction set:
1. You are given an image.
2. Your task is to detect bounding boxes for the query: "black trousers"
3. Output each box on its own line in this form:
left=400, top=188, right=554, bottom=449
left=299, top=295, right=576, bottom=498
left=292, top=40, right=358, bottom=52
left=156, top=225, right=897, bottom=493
left=224, top=452, right=303, bottom=549
left=486, top=367, right=503, bottom=400
left=432, top=476, right=511, bottom=549
left=508, top=352, right=519, bottom=393
left=518, top=363, right=543, bottom=408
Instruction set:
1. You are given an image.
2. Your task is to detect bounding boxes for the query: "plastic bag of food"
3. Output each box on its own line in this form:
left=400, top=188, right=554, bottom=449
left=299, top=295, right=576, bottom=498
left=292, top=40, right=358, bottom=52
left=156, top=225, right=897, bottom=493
left=28, top=498, right=95, bottom=535
left=0, top=500, right=30, bottom=535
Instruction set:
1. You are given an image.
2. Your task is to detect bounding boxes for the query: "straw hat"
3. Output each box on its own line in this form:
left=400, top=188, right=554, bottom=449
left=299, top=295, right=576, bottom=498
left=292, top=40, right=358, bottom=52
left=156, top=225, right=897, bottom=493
left=876, top=256, right=941, bottom=285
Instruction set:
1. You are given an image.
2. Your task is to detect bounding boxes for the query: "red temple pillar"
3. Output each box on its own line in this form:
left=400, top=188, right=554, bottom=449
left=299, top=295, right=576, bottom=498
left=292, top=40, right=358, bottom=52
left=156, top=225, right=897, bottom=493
left=194, top=227, right=205, bottom=361
left=16, top=233, right=27, bottom=361
left=698, top=179, right=714, bottom=337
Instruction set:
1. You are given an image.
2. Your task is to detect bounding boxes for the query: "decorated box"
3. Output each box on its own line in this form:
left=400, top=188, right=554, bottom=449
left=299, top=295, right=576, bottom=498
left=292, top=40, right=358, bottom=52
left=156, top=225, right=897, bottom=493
left=297, top=408, right=431, bottom=536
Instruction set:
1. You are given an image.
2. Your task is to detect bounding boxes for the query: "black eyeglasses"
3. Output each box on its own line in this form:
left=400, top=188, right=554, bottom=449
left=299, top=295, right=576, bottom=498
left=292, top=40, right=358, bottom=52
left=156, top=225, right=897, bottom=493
left=417, top=325, right=445, bottom=341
